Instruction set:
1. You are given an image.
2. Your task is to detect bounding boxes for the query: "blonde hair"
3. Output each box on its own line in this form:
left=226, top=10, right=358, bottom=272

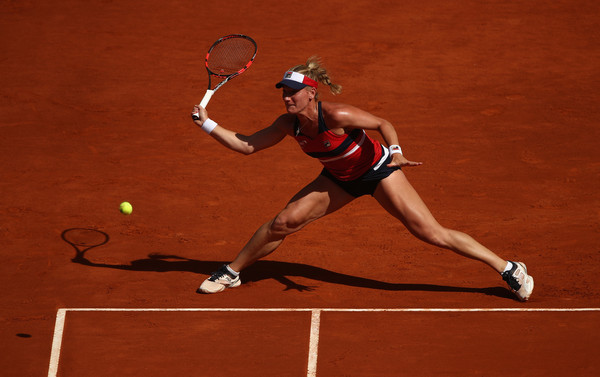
left=290, top=56, right=342, bottom=99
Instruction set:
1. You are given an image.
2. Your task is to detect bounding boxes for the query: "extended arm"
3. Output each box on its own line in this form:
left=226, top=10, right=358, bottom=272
left=192, top=105, right=287, bottom=155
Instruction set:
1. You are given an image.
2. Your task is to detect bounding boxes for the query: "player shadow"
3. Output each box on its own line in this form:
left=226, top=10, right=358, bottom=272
left=62, top=228, right=515, bottom=300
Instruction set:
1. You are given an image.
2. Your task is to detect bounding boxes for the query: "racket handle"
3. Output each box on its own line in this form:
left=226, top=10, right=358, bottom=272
left=199, top=90, right=214, bottom=108
left=192, top=90, right=215, bottom=120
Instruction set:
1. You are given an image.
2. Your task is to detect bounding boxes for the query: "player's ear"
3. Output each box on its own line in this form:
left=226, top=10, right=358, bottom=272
left=306, top=86, right=317, bottom=100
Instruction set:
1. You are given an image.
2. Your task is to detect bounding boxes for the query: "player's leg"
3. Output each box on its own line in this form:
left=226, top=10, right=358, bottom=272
left=198, top=174, right=355, bottom=293
left=231, top=174, right=354, bottom=271
left=374, top=170, right=506, bottom=270
left=373, top=170, right=533, bottom=300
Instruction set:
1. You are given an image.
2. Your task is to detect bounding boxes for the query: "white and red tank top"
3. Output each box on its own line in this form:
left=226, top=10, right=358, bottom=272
left=293, top=102, right=384, bottom=181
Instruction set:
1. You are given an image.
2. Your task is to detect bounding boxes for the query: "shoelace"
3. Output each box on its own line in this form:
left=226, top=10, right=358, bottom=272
left=209, top=269, right=229, bottom=281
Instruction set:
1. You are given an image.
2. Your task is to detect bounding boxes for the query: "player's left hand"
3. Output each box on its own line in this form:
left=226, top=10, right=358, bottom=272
left=387, top=153, right=423, bottom=168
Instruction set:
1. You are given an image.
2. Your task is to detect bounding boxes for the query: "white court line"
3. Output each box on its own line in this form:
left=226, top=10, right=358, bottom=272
left=48, top=307, right=600, bottom=377
left=57, top=307, right=600, bottom=312
left=48, top=309, right=66, bottom=377
left=307, top=310, right=321, bottom=377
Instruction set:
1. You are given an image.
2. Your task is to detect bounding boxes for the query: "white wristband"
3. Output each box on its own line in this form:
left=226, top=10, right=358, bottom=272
left=201, top=118, right=218, bottom=134
left=389, top=144, right=403, bottom=155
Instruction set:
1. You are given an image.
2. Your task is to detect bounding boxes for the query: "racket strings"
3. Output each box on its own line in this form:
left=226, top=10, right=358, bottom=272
left=207, top=38, right=256, bottom=76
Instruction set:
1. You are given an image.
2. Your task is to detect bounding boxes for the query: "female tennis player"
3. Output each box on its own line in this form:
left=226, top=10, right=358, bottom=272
left=191, top=57, right=534, bottom=301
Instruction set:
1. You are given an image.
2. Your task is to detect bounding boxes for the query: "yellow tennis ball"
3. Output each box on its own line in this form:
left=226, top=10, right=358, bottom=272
left=119, top=201, right=132, bottom=215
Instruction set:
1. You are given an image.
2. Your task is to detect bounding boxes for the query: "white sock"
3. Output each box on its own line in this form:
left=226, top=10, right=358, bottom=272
left=502, top=261, right=513, bottom=274
left=225, top=264, right=239, bottom=276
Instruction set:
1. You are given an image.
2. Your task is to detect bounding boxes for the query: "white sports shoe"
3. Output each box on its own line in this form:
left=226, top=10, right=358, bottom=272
left=198, top=265, right=241, bottom=294
left=502, top=261, right=534, bottom=301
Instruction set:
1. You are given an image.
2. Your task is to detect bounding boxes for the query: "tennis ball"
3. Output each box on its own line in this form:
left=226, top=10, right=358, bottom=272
left=119, top=201, right=132, bottom=215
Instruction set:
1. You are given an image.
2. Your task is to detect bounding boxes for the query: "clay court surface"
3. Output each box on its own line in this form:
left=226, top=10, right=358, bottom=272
left=1, top=0, right=599, bottom=376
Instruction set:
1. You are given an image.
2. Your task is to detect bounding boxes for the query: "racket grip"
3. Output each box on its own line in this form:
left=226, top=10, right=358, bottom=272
left=199, top=90, right=214, bottom=108
left=192, top=90, right=215, bottom=120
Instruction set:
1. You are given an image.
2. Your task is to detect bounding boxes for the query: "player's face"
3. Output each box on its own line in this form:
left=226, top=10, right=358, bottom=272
left=281, top=86, right=315, bottom=114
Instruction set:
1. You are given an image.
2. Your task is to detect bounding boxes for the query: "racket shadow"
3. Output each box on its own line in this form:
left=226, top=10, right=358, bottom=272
left=61, top=228, right=110, bottom=264
left=62, top=230, right=514, bottom=300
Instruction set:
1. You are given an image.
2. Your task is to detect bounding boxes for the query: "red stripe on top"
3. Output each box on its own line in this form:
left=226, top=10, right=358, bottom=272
left=294, top=130, right=383, bottom=181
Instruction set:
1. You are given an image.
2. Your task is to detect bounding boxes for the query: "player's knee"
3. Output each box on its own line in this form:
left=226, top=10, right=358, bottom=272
left=270, top=211, right=306, bottom=236
left=413, top=224, right=452, bottom=249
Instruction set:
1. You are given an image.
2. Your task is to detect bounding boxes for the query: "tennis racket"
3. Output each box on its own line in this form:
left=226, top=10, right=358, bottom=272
left=192, top=34, right=257, bottom=119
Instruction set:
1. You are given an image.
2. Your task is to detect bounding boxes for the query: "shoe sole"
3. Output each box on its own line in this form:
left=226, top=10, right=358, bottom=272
left=197, top=278, right=241, bottom=294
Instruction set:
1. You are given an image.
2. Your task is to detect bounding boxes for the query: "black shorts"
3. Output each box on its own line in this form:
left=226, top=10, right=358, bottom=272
left=320, top=145, right=401, bottom=197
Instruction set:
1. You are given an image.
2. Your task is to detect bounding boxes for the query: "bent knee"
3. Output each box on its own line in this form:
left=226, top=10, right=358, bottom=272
left=270, top=210, right=310, bottom=236
left=411, top=224, right=453, bottom=249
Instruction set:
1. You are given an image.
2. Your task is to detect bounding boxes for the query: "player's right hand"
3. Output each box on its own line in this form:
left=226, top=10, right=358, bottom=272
left=191, top=105, right=208, bottom=124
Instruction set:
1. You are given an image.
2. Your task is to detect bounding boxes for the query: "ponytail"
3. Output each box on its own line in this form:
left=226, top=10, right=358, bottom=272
left=290, top=56, right=342, bottom=99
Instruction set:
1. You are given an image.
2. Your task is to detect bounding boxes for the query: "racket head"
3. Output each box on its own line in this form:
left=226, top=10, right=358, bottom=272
left=205, top=34, right=257, bottom=80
